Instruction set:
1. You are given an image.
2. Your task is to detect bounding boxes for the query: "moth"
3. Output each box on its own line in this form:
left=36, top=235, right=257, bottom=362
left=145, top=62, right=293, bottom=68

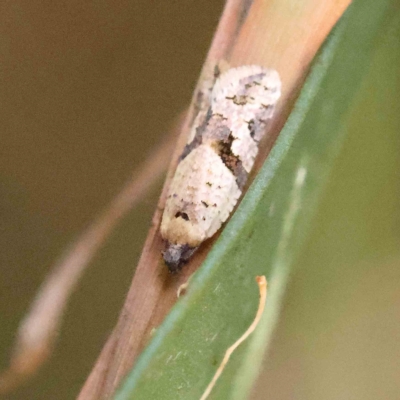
left=160, top=65, right=281, bottom=272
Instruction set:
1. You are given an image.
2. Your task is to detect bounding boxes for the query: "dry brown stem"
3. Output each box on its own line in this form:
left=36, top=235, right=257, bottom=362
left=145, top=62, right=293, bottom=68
left=0, top=119, right=180, bottom=395
left=79, top=0, right=351, bottom=398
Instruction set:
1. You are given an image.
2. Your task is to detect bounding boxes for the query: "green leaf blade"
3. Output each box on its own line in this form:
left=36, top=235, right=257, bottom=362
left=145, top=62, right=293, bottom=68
left=116, top=0, right=399, bottom=398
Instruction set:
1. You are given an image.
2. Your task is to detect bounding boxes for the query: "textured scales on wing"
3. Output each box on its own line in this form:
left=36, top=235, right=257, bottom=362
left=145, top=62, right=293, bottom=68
left=161, top=65, right=281, bottom=272
left=161, top=145, right=241, bottom=247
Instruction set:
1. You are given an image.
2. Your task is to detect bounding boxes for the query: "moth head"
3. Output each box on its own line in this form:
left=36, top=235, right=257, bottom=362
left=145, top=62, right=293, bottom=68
left=163, top=243, right=197, bottom=273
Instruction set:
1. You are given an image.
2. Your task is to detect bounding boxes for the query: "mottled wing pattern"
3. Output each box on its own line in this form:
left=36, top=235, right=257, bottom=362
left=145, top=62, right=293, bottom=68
left=161, top=65, right=281, bottom=272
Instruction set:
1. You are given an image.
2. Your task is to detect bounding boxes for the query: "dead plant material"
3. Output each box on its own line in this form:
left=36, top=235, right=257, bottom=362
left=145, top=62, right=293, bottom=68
left=79, top=0, right=351, bottom=398
left=0, top=119, right=180, bottom=395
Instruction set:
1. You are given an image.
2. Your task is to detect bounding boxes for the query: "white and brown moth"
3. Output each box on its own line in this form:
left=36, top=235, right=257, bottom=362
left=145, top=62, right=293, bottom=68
left=161, top=65, right=281, bottom=272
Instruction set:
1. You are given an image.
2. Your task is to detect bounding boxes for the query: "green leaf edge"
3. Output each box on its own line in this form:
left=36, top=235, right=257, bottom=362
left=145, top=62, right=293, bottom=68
left=116, top=0, right=396, bottom=398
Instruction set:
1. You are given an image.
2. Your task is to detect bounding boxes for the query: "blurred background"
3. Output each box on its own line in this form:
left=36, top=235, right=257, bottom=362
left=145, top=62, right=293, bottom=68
left=0, top=1, right=224, bottom=399
left=0, top=1, right=399, bottom=400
